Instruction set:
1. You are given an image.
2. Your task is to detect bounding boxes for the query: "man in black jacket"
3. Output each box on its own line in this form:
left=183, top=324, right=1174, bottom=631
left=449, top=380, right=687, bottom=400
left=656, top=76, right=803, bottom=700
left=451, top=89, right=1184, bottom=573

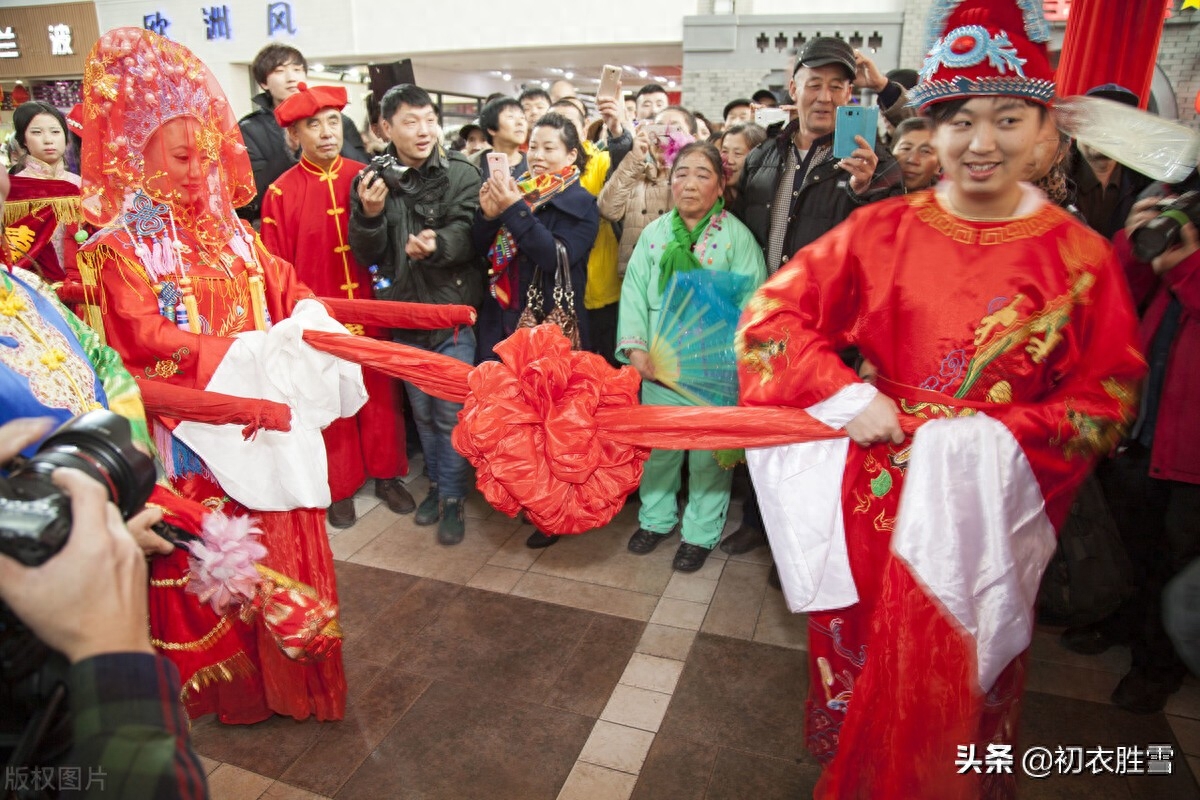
left=726, top=37, right=903, bottom=558
left=238, top=43, right=368, bottom=222
left=349, top=84, right=483, bottom=547
left=732, top=37, right=903, bottom=275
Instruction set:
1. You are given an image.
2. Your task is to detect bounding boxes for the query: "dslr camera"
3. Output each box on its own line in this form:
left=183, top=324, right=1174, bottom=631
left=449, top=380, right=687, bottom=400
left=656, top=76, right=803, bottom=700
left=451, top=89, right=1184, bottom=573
left=1, top=411, right=158, bottom=784
left=0, top=410, right=156, bottom=567
left=363, top=153, right=421, bottom=195
left=1130, top=191, right=1200, bottom=263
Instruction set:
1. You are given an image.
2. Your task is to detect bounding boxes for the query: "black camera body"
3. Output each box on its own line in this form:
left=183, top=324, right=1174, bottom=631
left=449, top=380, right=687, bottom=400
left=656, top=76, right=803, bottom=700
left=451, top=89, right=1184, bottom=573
left=0, top=410, right=156, bottom=567
left=1130, top=191, right=1200, bottom=263
left=363, top=153, right=420, bottom=195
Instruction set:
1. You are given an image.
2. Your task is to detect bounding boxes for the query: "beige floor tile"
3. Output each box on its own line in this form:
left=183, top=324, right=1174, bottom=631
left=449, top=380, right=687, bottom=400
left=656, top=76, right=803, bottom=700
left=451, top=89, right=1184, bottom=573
left=578, top=720, right=657, bottom=774
left=620, top=652, right=685, bottom=694
left=347, top=514, right=520, bottom=584
left=466, top=564, right=525, bottom=594
left=328, top=506, right=399, bottom=561
left=463, top=487, right=499, bottom=521
left=556, top=761, right=637, bottom=800
left=600, top=684, right=672, bottom=732
left=726, top=542, right=775, bottom=565
left=663, top=571, right=720, bottom=604
left=650, top=597, right=709, bottom=631
left=1169, top=714, right=1200, bottom=757
left=1024, top=658, right=1122, bottom=705
left=753, top=591, right=808, bottom=651
left=1167, top=683, right=1200, bottom=721
left=702, top=560, right=770, bottom=640
left=260, top=782, right=330, bottom=800
left=1189, top=756, right=1200, bottom=785
left=351, top=492, right=382, bottom=519
left=530, top=524, right=675, bottom=595
left=198, top=755, right=221, bottom=776
left=205, top=764, right=274, bottom=800
left=511, top=572, right=659, bottom=621
left=487, top=525, right=548, bottom=570
left=636, top=623, right=698, bottom=661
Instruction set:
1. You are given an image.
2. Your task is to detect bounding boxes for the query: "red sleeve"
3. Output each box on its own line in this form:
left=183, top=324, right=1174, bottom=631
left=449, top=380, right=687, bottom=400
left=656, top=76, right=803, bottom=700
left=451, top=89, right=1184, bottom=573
left=737, top=215, right=866, bottom=408
left=987, top=248, right=1146, bottom=525
left=258, top=182, right=290, bottom=262
left=95, top=245, right=231, bottom=390
left=1160, top=249, right=1200, bottom=315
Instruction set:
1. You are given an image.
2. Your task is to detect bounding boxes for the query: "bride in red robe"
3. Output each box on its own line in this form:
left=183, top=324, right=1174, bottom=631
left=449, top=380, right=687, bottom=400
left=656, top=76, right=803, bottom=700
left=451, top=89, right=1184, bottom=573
left=737, top=2, right=1145, bottom=797
left=76, top=28, right=346, bottom=723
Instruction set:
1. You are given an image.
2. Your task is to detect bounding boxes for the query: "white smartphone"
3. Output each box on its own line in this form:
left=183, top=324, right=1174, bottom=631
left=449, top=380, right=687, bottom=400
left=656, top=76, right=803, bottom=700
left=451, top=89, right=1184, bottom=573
left=597, top=65, right=622, bottom=100
left=754, top=107, right=788, bottom=128
left=486, top=151, right=509, bottom=180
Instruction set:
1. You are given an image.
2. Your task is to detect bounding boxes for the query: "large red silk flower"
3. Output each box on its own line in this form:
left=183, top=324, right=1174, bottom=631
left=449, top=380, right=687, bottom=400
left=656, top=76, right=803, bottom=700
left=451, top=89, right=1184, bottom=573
left=453, top=326, right=649, bottom=533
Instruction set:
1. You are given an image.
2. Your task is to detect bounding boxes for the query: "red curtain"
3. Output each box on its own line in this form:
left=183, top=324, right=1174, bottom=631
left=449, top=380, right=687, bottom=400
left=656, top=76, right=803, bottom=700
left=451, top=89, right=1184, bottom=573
left=1055, top=0, right=1171, bottom=106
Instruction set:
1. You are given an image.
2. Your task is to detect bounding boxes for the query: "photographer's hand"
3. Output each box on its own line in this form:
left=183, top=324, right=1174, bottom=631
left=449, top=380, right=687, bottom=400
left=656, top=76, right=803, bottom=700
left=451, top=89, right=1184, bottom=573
left=127, top=505, right=175, bottom=556
left=0, top=463, right=154, bottom=663
left=1153, top=222, right=1199, bottom=275
left=357, top=172, right=388, bottom=218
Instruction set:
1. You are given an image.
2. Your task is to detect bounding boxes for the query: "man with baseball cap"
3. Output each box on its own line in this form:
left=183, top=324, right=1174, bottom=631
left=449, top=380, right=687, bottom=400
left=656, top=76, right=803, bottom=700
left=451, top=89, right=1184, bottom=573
left=260, top=82, right=414, bottom=529
left=724, top=37, right=905, bottom=559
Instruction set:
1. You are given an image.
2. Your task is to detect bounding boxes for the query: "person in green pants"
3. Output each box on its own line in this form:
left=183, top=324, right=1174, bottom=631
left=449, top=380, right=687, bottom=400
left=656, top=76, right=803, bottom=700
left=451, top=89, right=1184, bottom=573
left=616, top=141, right=766, bottom=572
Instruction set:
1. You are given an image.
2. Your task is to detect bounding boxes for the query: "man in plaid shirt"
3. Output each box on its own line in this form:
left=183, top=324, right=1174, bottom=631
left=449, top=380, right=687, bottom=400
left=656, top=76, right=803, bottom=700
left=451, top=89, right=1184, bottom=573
left=0, top=418, right=208, bottom=799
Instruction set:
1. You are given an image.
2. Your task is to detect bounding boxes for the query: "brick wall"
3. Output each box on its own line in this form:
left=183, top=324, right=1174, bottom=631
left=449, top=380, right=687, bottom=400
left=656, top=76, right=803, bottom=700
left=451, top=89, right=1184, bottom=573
left=1158, top=18, right=1200, bottom=126
left=683, top=67, right=778, bottom=120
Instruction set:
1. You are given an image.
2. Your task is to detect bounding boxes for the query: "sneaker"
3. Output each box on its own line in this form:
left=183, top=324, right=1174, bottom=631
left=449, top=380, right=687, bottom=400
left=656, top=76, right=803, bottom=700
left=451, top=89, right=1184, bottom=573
left=375, top=478, right=415, bottom=514
left=672, top=542, right=712, bottom=573
left=326, top=498, right=357, bottom=529
left=718, top=524, right=768, bottom=555
left=437, top=498, right=465, bottom=545
left=414, top=484, right=440, bottom=526
left=627, top=527, right=673, bottom=554
left=525, top=530, right=560, bottom=549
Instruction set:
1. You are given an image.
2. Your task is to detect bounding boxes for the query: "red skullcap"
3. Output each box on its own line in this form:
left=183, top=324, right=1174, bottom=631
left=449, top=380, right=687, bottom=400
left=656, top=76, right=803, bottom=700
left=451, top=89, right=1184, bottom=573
left=274, top=83, right=349, bottom=128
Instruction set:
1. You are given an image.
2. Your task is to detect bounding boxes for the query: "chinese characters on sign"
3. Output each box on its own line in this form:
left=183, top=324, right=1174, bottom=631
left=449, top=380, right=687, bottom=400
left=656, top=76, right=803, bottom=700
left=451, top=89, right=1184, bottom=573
left=0, top=27, right=19, bottom=59
left=267, top=2, right=297, bottom=36
left=143, top=12, right=171, bottom=37
left=48, top=24, right=72, bottom=56
left=204, top=5, right=232, bottom=41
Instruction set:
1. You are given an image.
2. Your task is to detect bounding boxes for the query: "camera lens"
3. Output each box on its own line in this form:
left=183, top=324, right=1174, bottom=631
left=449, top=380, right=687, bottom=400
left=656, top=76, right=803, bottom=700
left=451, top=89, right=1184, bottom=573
left=17, top=411, right=156, bottom=518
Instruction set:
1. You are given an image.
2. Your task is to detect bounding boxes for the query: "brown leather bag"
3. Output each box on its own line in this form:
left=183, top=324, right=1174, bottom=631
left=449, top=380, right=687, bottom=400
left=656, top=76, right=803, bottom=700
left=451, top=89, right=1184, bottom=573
left=517, top=241, right=581, bottom=349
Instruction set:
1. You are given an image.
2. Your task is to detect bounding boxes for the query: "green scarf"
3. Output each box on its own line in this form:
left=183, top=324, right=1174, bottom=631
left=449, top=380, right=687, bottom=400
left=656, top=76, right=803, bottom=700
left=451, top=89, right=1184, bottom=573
left=657, top=197, right=724, bottom=294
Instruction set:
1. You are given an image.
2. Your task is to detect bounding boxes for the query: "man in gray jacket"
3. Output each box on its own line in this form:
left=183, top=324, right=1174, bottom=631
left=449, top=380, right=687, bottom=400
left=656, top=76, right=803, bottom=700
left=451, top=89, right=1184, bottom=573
left=349, top=84, right=483, bottom=546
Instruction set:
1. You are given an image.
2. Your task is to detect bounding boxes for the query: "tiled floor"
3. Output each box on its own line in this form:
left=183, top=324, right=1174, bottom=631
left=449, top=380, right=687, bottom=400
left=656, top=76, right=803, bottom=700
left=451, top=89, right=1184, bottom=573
left=192, top=468, right=1200, bottom=799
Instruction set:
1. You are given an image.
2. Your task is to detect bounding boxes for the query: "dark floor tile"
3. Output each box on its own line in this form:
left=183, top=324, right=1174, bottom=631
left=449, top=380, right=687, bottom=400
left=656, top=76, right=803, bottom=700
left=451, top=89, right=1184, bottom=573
left=190, top=712, right=325, bottom=779
left=342, top=656, right=385, bottom=698
left=388, top=587, right=603, bottom=704
left=280, top=669, right=432, bottom=797
left=630, top=734, right=717, bottom=800
left=705, top=748, right=821, bottom=800
left=658, top=633, right=810, bottom=764
left=334, top=561, right=420, bottom=632
left=342, top=577, right=462, bottom=666
left=545, top=614, right=644, bottom=717
left=1016, top=690, right=1198, bottom=800
left=333, top=680, right=593, bottom=800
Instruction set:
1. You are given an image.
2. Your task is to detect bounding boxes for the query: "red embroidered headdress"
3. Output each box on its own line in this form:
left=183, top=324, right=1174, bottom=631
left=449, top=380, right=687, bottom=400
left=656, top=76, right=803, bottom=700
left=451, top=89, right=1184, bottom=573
left=80, top=28, right=253, bottom=255
left=908, top=0, right=1055, bottom=112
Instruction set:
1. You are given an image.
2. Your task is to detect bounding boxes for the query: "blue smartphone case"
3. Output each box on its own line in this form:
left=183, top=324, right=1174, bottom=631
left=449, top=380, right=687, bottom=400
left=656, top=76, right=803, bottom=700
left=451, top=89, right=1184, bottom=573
left=833, top=106, right=878, bottom=159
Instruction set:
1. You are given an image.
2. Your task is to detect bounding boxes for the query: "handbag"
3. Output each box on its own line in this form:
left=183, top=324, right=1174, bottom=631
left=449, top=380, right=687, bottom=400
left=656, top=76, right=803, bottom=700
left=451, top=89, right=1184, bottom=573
left=516, top=241, right=581, bottom=349
left=1035, top=473, right=1134, bottom=627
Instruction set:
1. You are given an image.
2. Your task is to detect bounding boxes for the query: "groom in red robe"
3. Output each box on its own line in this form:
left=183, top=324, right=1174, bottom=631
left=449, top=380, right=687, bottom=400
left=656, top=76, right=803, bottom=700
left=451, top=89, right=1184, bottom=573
left=261, top=83, right=413, bottom=527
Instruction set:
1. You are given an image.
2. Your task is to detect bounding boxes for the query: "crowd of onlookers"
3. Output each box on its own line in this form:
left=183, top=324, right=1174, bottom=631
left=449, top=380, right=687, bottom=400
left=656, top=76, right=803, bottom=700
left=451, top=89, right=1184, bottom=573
left=4, top=34, right=1197, bottom=723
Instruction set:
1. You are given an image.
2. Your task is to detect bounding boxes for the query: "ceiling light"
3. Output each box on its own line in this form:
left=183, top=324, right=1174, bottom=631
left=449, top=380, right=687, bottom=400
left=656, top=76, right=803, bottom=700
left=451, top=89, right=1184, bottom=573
left=311, top=63, right=325, bottom=72
left=490, top=70, right=503, bottom=76
left=638, top=69, right=648, bottom=78
left=549, top=67, right=563, bottom=74
left=667, top=80, right=676, bottom=88
left=502, top=73, right=512, bottom=82
left=541, top=80, right=550, bottom=89
left=564, top=71, right=574, bottom=80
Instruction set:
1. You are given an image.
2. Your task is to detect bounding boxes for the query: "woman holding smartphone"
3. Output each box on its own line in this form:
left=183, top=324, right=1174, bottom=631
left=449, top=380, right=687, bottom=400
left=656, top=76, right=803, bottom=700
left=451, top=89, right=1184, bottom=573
left=472, top=112, right=600, bottom=546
